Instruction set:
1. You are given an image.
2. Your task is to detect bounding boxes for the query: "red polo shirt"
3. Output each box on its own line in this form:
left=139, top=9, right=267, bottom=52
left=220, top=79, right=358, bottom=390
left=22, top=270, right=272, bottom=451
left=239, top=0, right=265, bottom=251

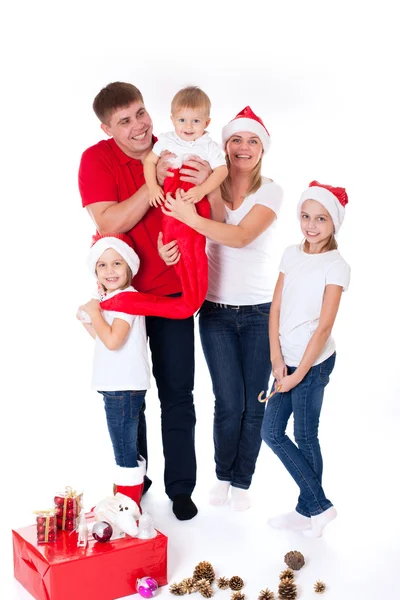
left=79, top=137, right=180, bottom=296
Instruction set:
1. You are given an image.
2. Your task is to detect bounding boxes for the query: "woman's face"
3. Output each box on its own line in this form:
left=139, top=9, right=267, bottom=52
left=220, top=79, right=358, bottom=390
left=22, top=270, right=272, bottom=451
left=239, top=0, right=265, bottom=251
left=225, top=132, right=263, bottom=172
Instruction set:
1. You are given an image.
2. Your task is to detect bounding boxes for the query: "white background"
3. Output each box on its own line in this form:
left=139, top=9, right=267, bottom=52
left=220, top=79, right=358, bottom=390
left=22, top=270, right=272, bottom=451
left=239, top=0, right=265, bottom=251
left=1, top=1, right=399, bottom=598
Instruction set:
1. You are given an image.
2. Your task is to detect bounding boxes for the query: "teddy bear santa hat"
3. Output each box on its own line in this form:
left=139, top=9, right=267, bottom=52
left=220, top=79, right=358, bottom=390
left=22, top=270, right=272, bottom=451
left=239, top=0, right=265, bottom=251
left=221, top=106, right=271, bottom=153
left=298, top=181, right=349, bottom=233
left=87, top=233, right=140, bottom=277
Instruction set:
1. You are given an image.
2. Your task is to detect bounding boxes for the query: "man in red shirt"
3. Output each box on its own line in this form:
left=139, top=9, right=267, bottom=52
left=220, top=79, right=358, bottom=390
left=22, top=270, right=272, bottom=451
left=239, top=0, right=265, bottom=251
left=79, top=82, right=210, bottom=520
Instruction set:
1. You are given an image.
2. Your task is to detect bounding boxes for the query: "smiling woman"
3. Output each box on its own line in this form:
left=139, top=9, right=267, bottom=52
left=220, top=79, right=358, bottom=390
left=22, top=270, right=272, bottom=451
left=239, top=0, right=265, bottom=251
left=160, top=106, right=284, bottom=511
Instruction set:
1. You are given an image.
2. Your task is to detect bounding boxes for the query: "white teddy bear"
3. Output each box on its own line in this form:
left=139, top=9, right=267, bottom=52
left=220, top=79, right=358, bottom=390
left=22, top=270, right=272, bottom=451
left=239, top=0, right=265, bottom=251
left=94, top=493, right=141, bottom=539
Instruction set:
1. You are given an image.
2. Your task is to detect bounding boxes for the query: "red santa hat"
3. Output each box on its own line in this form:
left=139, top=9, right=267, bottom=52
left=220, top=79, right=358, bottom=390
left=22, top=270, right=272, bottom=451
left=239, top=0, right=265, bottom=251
left=221, top=106, right=271, bottom=153
left=298, top=181, right=348, bottom=234
left=87, top=233, right=140, bottom=277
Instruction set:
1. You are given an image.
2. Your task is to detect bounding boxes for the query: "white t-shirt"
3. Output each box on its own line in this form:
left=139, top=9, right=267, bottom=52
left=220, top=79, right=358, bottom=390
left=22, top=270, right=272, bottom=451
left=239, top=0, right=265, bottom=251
left=152, top=131, right=226, bottom=170
left=206, top=178, right=283, bottom=305
left=279, top=244, right=351, bottom=367
left=91, top=287, right=151, bottom=392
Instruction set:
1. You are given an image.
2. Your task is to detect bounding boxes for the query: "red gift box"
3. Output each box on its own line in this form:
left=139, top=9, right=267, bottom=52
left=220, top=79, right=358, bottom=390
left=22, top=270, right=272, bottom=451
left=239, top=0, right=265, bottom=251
left=12, top=513, right=168, bottom=600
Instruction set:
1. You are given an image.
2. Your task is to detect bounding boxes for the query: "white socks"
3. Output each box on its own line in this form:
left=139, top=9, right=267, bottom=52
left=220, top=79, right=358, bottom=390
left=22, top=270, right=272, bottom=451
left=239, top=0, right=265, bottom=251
left=268, top=511, right=311, bottom=531
left=209, top=481, right=251, bottom=510
left=303, top=506, right=337, bottom=538
left=209, top=480, right=230, bottom=506
left=231, top=487, right=251, bottom=511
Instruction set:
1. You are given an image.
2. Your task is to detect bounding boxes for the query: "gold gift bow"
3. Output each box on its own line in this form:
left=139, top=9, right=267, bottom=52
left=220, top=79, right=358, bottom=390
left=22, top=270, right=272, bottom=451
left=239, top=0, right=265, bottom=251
left=60, top=486, right=83, bottom=530
left=33, top=509, right=56, bottom=542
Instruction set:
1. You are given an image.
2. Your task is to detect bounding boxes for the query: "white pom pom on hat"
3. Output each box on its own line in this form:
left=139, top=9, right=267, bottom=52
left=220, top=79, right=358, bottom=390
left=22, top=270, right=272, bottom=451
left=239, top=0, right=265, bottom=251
left=221, top=106, right=271, bottom=153
left=87, top=233, right=140, bottom=277
left=298, top=181, right=349, bottom=233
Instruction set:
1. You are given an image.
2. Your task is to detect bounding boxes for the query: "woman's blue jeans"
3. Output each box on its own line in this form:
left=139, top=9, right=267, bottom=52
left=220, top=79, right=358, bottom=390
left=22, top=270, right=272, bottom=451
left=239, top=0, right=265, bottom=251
left=99, top=390, right=146, bottom=468
left=199, top=301, right=272, bottom=489
left=261, top=353, right=336, bottom=516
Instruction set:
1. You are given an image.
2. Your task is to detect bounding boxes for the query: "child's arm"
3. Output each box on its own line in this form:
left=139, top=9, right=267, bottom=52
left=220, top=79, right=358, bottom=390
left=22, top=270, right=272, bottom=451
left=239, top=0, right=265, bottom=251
left=80, top=299, right=131, bottom=351
left=182, top=165, right=228, bottom=203
left=279, top=284, right=344, bottom=393
left=269, top=273, right=287, bottom=382
left=143, top=151, right=165, bottom=207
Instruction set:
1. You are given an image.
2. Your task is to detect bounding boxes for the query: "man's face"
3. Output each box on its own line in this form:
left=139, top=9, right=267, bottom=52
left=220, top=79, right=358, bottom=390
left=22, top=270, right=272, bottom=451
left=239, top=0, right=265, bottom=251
left=101, top=101, right=153, bottom=159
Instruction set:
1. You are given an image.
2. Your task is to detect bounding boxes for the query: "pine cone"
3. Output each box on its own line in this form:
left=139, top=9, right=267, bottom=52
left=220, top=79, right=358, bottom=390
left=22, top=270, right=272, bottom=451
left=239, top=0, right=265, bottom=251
left=279, top=569, right=294, bottom=581
left=258, top=589, right=275, bottom=600
left=181, top=578, right=197, bottom=594
left=193, top=561, right=215, bottom=583
left=169, top=583, right=186, bottom=596
left=217, top=577, right=230, bottom=590
left=284, top=551, right=305, bottom=571
left=231, top=593, right=245, bottom=600
left=196, top=579, right=213, bottom=598
left=314, top=581, right=326, bottom=594
left=229, top=576, right=244, bottom=591
left=278, top=577, right=297, bottom=600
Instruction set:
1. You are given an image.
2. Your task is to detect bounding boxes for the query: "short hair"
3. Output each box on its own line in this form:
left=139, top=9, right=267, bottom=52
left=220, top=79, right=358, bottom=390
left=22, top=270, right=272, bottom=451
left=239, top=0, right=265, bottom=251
left=171, top=86, right=211, bottom=116
left=93, top=82, right=144, bottom=124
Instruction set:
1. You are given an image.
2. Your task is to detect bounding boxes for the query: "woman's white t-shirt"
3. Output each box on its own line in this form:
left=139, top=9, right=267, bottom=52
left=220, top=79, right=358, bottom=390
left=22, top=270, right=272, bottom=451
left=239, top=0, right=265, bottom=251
left=206, top=178, right=283, bottom=305
left=279, top=244, right=351, bottom=367
left=91, top=287, right=151, bottom=392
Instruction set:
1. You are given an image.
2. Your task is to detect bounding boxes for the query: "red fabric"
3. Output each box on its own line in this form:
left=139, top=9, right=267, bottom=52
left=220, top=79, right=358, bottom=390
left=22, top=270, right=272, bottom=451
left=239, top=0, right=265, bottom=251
left=13, top=515, right=168, bottom=600
left=100, top=165, right=210, bottom=319
left=79, top=138, right=180, bottom=296
left=115, top=483, right=144, bottom=512
left=230, top=105, right=270, bottom=136
left=309, top=180, right=348, bottom=207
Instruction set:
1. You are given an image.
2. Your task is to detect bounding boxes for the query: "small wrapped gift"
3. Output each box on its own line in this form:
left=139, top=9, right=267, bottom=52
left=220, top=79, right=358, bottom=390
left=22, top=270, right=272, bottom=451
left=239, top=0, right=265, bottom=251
left=34, top=509, right=57, bottom=544
left=54, top=486, right=83, bottom=531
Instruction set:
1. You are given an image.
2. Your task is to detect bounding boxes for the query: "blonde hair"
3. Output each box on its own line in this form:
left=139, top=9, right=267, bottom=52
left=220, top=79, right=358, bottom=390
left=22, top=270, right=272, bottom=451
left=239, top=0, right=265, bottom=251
left=97, top=265, right=133, bottom=293
left=171, top=86, right=211, bottom=116
left=303, top=233, right=338, bottom=254
left=220, top=154, right=263, bottom=202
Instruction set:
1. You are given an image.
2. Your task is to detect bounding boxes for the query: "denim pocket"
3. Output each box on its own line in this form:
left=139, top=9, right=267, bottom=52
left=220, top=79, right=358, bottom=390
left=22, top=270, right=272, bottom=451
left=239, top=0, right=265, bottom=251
left=318, top=353, right=336, bottom=385
left=254, top=302, right=271, bottom=317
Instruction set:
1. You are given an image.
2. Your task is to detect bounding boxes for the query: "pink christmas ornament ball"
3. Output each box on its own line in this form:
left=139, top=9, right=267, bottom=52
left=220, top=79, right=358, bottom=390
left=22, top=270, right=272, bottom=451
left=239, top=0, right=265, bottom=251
left=137, top=577, right=158, bottom=597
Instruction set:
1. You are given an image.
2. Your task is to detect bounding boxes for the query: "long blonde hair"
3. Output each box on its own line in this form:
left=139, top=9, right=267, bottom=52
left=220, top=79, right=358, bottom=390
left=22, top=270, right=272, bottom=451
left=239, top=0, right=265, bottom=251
left=220, top=155, right=263, bottom=202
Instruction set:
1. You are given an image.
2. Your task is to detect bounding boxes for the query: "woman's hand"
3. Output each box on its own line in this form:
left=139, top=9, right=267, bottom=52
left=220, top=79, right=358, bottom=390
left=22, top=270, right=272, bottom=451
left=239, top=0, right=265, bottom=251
left=157, top=232, right=181, bottom=266
left=271, top=357, right=287, bottom=383
left=277, top=372, right=301, bottom=393
left=162, top=189, right=198, bottom=227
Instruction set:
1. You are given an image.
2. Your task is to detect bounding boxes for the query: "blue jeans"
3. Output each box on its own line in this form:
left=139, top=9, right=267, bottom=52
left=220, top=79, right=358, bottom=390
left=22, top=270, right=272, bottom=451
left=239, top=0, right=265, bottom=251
left=199, top=301, right=272, bottom=489
left=261, top=353, right=336, bottom=516
left=140, top=313, right=196, bottom=499
left=99, top=390, right=146, bottom=468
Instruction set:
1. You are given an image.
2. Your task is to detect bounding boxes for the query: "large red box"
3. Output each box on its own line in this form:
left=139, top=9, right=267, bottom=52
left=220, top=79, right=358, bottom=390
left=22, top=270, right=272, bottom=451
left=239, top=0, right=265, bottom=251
left=12, top=513, right=168, bottom=600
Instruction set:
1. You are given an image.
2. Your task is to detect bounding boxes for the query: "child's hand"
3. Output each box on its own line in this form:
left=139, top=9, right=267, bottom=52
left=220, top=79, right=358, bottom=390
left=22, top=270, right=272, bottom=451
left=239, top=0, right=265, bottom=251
left=76, top=308, right=92, bottom=323
left=277, top=373, right=301, bottom=393
left=80, top=298, right=100, bottom=318
left=149, top=185, right=165, bottom=207
left=182, top=186, right=204, bottom=204
left=271, top=358, right=287, bottom=383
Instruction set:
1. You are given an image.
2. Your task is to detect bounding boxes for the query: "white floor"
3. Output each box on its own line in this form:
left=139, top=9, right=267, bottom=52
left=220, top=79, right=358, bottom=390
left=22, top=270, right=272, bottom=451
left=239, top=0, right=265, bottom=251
left=4, top=346, right=399, bottom=600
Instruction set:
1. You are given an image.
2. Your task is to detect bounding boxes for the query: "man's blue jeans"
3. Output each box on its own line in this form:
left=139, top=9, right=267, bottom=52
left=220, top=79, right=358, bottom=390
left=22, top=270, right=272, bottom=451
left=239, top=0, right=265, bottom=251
left=99, top=390, right=146, bottom=468
left=199, top=301, right=272, bottom=489
left=261, top=353, right=336, bottom=516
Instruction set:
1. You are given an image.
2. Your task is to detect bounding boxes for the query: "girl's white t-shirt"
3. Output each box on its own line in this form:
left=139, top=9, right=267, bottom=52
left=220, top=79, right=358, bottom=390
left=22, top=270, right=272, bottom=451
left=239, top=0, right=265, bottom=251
left=91, top=287, right=151, bottom=392
left=206, top=178, right=283, bottom=305
left=279, top=244, right=351, bottom=367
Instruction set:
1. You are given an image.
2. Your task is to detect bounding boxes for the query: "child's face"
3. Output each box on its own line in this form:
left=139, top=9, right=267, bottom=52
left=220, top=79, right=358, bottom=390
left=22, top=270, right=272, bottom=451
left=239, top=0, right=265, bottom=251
left=95, top=248, right=130, bottom=293
left=300, top=200, right=334, bottom=249
left=171, top=107, right=210, bottom=142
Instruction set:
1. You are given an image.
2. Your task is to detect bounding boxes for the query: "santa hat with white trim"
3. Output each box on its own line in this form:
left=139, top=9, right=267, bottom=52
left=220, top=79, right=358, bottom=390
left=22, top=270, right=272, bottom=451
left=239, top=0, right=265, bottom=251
left=298, top=181, right=349, bottom=234
left=87, top=233, right=140, bottom=277
left=221, top=106, right=271, bottom=153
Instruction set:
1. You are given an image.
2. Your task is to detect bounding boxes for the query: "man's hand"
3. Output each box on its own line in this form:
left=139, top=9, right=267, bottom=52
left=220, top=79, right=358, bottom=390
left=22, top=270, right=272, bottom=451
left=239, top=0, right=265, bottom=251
left=156, top=150, right=176, bottom=185
left=149, top=184, right=165, bottom=207
left=179, top=156, right=212, bottom=186
left=162, top=189, right=198, bottom=227
left=80, top=298, right=101, bottom=318
left=182, top=185, right=205, bottom=204
left=157, top=232, right=181, bottom=266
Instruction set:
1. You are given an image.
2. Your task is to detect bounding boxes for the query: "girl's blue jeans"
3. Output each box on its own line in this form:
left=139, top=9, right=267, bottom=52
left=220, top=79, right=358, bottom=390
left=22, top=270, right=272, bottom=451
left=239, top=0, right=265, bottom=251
left=199, top=300, right=272, bottom=489
left=261, top=353, right=336, bottom=516
left=99, top=390, right=146, bottom=468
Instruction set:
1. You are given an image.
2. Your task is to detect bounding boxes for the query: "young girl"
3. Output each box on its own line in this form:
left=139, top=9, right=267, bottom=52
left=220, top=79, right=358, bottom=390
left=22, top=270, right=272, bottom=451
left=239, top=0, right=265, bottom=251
left=261, top=181, right=350, bottom=538
left=77, top=233, right=150, bottom=508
